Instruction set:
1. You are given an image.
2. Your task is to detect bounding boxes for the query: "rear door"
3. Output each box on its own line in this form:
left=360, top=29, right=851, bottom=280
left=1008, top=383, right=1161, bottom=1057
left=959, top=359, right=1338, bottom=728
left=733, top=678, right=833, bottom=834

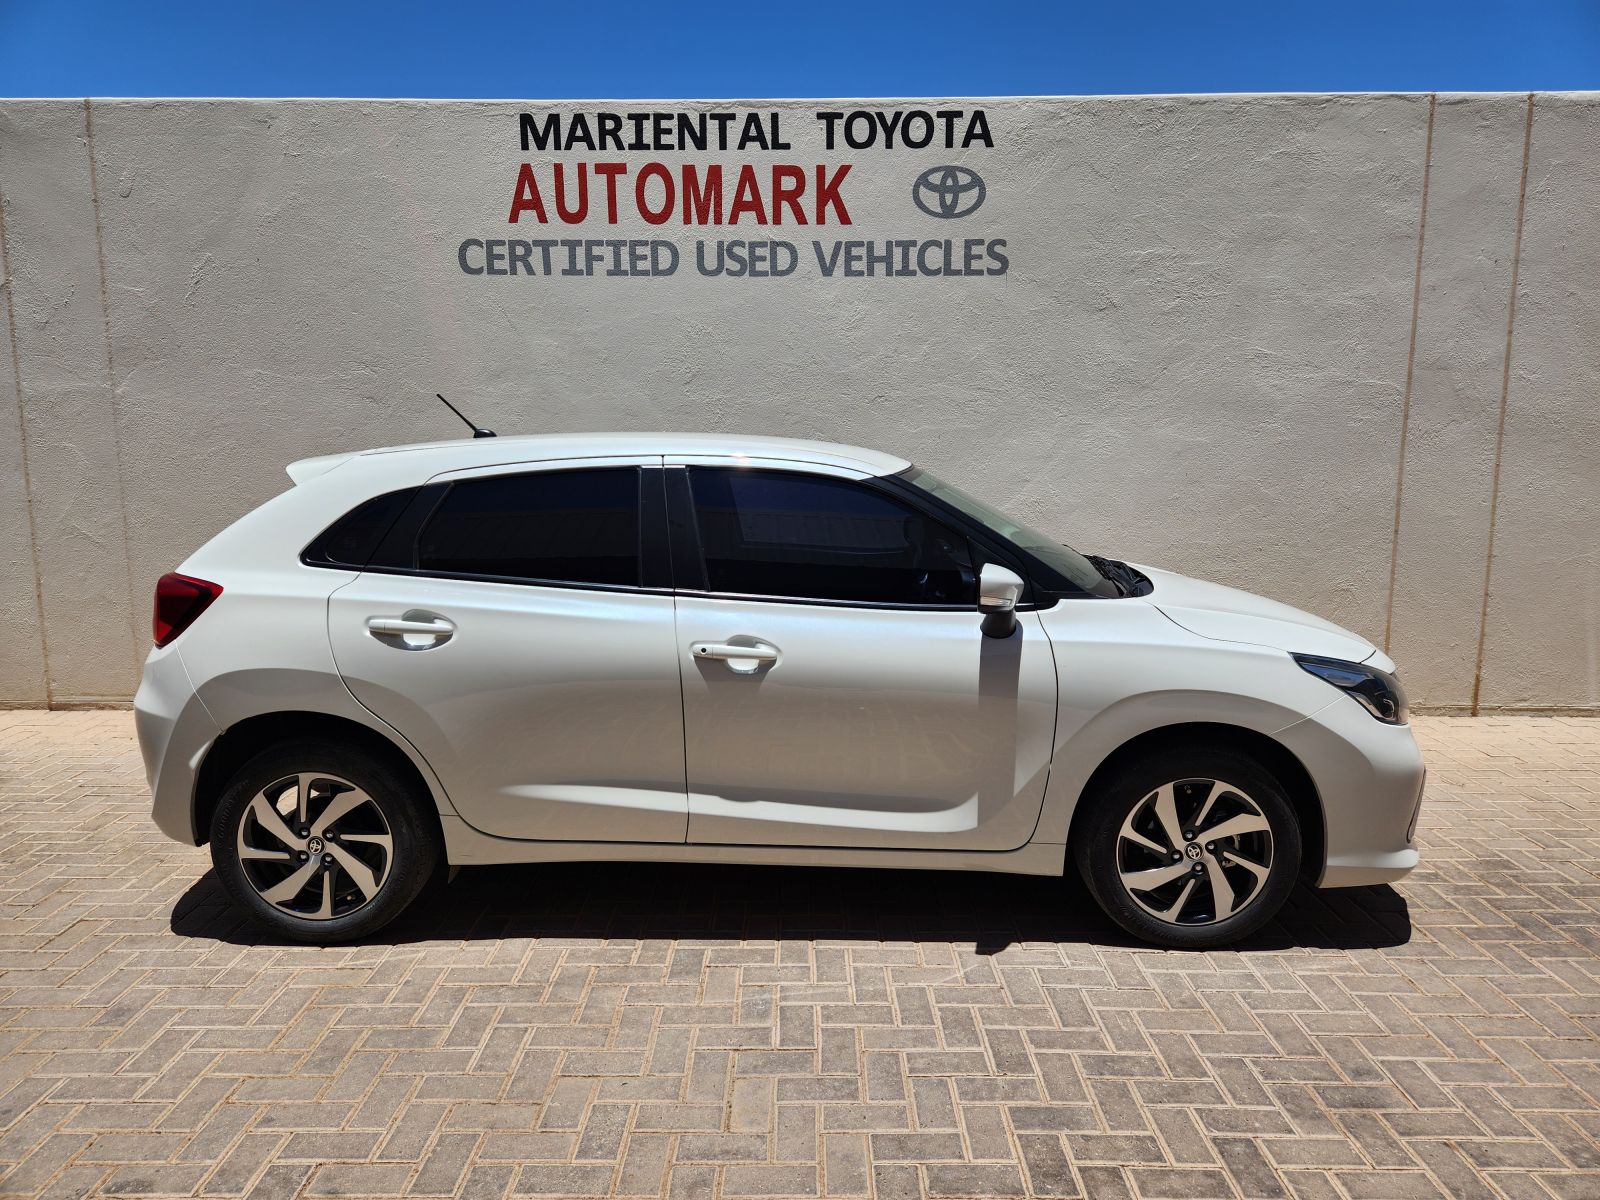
left=328, top=458, right=688, bottom=842
left=666, top=457, right=1058, bottom=851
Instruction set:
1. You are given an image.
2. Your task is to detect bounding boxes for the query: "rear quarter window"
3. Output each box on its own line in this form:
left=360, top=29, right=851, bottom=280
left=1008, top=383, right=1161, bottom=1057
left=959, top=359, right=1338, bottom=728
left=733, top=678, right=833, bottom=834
left=301, top=488, right=419, bottom=568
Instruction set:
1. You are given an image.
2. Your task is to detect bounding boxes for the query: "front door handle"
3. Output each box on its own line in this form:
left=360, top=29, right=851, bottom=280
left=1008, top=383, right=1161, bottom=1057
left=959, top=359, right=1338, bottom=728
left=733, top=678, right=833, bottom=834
left=366, top=612, right=455, bottom=648
left=690, top=640, right=779, bottom=674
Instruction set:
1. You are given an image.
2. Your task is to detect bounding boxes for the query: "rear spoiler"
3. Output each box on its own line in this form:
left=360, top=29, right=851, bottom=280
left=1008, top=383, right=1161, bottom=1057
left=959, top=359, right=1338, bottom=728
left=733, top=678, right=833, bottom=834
left=285, top=452, right=358, bottom=484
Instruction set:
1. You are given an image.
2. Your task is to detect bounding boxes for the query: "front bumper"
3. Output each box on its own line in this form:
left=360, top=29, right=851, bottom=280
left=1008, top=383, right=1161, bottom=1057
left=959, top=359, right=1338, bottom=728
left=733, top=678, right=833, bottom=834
left=1275, top=695, right=1425, bottom=888
left=134, top=643, right=219, bottom=845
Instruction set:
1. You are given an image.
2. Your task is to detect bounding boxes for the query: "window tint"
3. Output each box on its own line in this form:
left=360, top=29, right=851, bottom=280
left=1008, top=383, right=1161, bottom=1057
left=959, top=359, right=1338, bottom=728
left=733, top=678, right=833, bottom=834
left=303, top=488, right=418, bottom=568
left=417, top=469, right=640, bottom=587
left=689, top=469, right=974, bottom=605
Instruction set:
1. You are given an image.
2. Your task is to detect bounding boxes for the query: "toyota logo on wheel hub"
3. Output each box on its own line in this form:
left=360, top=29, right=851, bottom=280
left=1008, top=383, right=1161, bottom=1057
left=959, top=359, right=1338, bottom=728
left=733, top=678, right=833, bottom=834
left=913, top=165, right=986, bottom=218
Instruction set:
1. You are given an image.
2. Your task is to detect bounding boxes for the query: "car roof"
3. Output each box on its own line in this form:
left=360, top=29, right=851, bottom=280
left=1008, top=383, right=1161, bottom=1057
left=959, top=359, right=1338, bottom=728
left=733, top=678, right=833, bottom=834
left=287, top=432, right=912, bottom=484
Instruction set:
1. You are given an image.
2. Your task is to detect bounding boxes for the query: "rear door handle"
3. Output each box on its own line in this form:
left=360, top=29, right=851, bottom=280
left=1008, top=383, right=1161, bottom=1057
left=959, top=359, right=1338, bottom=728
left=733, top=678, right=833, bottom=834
left=366, top=613, right=455, bottom=647
left=690, top=640, right=779, bottom=673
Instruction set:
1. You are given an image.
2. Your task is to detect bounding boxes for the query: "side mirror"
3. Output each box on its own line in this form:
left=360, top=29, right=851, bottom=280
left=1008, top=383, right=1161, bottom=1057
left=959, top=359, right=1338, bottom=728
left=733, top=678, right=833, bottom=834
left=977, top=563, right=1024, bottom=638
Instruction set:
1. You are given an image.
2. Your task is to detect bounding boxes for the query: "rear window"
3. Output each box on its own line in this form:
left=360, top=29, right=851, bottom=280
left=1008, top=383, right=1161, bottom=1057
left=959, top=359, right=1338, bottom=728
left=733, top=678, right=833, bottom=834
left=302, top=488, right=418, bottom=568
left=415, top=468, right=641, bottom=588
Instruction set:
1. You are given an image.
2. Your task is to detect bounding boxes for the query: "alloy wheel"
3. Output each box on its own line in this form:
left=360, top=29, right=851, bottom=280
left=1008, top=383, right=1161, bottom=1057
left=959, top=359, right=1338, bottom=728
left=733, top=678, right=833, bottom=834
left=1115, top=777, right=1274, bottom=926
left=235, top=772, right=394, bottom=920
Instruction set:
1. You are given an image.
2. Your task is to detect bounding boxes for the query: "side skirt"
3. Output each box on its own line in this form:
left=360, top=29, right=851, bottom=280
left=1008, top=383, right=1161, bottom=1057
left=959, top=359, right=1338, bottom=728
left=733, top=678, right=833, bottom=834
left=440, top=814, right=1066, bottom=877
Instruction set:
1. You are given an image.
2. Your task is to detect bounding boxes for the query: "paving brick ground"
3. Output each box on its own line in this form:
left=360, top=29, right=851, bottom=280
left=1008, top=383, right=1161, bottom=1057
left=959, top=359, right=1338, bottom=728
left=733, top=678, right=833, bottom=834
left=0, top=712, right=1597, bottom=1199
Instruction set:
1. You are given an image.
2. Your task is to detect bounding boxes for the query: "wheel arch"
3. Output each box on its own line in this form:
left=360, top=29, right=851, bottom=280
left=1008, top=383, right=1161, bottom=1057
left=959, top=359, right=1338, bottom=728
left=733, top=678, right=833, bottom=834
left=194, top=710, right=448, bottom=851
left=1062, top=722, right=1326, bottom=880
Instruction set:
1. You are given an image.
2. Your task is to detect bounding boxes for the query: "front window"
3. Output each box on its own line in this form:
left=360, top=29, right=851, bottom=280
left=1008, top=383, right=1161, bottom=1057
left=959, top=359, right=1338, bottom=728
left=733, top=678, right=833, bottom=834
left=900, top=467, right=1114, bottom=596
left=688, top=468, right=975, bottom=605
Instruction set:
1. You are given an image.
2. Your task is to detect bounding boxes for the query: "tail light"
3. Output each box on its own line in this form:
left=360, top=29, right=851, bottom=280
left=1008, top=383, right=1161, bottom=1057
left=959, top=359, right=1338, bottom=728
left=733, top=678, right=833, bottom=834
left=153, top=572, right=223, bottom=647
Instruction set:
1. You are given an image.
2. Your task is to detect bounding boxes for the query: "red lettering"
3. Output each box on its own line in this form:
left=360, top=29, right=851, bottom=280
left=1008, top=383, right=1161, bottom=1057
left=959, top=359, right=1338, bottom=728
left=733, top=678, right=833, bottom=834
left=682, top=165, right=723, bottom=224
left=593, top=162, right=628, bottom=223
left=636, top=162, right=675, bottom=226
left=553, top=163, right=587, bottom=224
left=728, top=164, right=768, bottom=225
left=508, top=163, right=547, bottom=224
left=815, top=164, right=852, bottom=225
left=771, top=165, right=807, bottom=225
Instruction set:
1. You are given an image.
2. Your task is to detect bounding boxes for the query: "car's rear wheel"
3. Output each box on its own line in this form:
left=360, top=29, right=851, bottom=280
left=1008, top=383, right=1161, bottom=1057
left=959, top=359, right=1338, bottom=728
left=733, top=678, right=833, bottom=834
left=1074, top=746, right=1301, bottom=948
left=210, top=740, right=440, bottom=943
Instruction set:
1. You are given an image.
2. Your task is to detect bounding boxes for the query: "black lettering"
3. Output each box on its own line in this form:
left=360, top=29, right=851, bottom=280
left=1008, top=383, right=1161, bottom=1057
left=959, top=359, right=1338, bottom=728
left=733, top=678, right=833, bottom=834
left=626, top=113, right=649, bottom=150
left=737, top=111, right=770, bottom=150
left=677, top=113, right=707, bottom=150
left=458, top=238, right=484, bottom=274
left=901, top=111, right=933, bottom=148
left=597, top=113, right=623, bottom=151
left=874, top=111, right=903, bottom=148
left=519, top=113, right=558, bottom=151
left=815, top=111, right=842, bottom=150
left=844, top=112, right=875, bottom=149
left=964, top=110, right=994, bottom=148
left=566, top=113, right=595, bottom=151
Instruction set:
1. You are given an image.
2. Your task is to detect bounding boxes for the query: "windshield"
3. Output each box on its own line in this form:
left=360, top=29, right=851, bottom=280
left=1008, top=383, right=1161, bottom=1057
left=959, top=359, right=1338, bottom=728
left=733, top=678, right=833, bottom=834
left=901, top=467, right=1116, bottom=597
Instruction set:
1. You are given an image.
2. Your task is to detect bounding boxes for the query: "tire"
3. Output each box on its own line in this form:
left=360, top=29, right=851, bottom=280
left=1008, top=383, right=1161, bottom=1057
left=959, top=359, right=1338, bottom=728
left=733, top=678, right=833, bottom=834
left=210, top=739, right=441, bottom=943
left=1073, top=744, right=1301, bottom=949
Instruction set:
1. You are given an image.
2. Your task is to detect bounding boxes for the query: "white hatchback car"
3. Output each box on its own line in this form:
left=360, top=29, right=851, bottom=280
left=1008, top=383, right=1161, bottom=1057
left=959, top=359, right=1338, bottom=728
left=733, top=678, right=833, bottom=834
left=137, top=433, right=1423, bottom=948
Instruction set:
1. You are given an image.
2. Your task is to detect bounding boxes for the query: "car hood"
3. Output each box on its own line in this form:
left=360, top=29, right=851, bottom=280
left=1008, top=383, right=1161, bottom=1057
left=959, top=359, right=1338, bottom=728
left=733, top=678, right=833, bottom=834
left=1137, top=565, right=1380, bottom=665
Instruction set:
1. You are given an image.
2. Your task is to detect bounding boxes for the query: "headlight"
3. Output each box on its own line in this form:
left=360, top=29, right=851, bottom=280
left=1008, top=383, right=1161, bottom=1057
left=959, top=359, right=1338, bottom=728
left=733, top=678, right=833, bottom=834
left=1293, top=654, right=1409, bottom=724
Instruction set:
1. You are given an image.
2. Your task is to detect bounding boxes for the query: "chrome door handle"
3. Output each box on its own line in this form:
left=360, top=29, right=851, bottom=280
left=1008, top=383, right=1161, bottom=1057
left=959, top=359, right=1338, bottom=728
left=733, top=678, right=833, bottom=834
left=690, top=640, right=779, bottom=673
left=366, top=613, right=455, bottom=648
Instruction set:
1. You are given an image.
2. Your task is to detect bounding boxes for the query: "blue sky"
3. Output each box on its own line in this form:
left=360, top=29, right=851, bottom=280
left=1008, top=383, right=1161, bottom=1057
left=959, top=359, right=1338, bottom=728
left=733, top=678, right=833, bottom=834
left=2, top=1, right=1597, bottom=97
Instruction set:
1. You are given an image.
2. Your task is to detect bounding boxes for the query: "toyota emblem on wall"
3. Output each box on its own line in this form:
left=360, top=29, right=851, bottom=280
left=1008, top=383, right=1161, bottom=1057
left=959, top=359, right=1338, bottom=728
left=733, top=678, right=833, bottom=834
left=913, top=165, right=987, bottom=218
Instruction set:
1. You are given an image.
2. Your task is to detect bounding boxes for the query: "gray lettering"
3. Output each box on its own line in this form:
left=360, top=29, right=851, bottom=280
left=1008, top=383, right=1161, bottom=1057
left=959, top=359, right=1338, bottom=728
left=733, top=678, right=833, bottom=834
left=812, top=240, right=844, bottom=276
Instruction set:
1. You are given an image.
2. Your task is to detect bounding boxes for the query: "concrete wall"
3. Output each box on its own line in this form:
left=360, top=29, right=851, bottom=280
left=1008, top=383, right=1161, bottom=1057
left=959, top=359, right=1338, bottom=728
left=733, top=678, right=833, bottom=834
left=0, top=94, right=1595, bottom=710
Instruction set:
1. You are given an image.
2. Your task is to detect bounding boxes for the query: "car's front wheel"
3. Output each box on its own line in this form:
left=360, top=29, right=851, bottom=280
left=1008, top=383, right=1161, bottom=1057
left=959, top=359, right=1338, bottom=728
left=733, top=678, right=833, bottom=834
left=210, top=740, right=440, bottom=943
left=1074, top=745, right=1302, bottom=948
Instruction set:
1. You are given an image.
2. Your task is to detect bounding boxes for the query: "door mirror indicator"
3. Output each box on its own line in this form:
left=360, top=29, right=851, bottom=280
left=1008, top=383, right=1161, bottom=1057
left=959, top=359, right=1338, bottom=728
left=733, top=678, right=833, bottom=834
left=977, top=564, right=1024, bottom=638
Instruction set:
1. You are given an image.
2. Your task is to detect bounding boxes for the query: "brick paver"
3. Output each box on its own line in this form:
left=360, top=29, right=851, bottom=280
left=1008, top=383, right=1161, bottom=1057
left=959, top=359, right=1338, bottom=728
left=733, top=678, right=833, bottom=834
left=0, top=711, right=1597, bottom=1198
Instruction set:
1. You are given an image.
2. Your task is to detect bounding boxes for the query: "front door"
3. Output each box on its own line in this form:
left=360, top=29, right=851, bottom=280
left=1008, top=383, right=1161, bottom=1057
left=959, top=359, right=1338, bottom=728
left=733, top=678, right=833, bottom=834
left=329, top=458, right=688, bottom=842
left=667, top=459, right=1057, bottom=851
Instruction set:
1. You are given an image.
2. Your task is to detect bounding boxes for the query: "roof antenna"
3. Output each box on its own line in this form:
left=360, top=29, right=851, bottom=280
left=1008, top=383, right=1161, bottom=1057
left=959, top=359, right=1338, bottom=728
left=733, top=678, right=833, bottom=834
left=436, top=393, right=496, bottom=438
